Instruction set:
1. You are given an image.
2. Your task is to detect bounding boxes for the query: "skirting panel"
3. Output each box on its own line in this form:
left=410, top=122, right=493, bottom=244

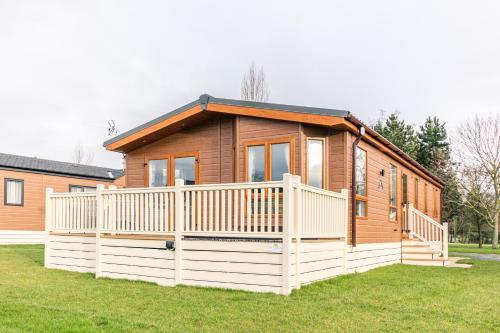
left=181, top=239, right=283, bottom=294
left=0, top=230, right=45, bottom=244
left=292, top=239, right=345, bottom=285
left=46, top=235, right=96, bottom=273
left=99, top=238, right=175, bottom=286
left=346, top=242, right=401, bottom=273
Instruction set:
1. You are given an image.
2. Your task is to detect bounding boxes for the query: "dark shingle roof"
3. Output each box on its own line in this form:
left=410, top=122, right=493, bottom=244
left=0, top=153, right=124, bottom=180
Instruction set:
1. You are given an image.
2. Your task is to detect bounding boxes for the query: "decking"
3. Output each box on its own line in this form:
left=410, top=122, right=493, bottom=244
left=44, top=174, right=447, bottom=295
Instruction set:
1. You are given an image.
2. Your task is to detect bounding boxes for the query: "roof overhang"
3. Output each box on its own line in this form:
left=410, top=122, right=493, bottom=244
left=103, top=94, right=444, bottom=187
left=103, top=94, right=351, bottom=152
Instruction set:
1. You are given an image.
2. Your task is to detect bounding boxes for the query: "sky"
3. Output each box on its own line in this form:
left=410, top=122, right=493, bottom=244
left=1, top=0, right=499, bottom=169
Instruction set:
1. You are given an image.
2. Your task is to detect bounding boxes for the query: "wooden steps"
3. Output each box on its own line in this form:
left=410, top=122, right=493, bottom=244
left=402, top=240, right=449, bottom=267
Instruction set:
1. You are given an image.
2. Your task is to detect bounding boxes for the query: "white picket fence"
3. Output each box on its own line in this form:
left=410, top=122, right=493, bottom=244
left=406, top=203, right=448, bottom=259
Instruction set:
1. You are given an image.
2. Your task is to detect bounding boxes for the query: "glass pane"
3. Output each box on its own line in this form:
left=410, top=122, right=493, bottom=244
left=402, top=175, right=408, bottom=204
left=70, top=186, right=83, bottom=193
left=6, top=180, right=22, bottom=205
left=356, top=200, right=367, bottom=217
left=390, top=165, right=396, bottom=206
left=248, top=145, right=265, bottom=182
left=308, top=139, right=324, bottom=188
left=355, top=148, right=366, bottom=196
left=175, top=157, right=196, bottom=185
left=83, top=187, right=96, bottom=193
left=390, top=207, right=397, bottom=221
left=148, top=159, right=168, bottom=187
left=271, top=143, right=290, bottom=181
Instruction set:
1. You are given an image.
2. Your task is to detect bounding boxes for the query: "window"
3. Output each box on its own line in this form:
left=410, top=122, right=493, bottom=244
left=4, top=178, right=23, bottom=206
left=355, top=147, right=367, bottom=217
left=247, top=145, right=266, bottom=182
left=270, top=143, right=290, bottom=181
left=389, top=164, right=397, bottom=222
left=424, top=183, right=428, bottom=213
left=69, top=185, right=96, bottom=193
left=245, top=139, right=293, bottom=182
left=307, top=139, right=324, bottom=188
left=148, top=159, right=168, bottom=187
left=146, top=153, right=199, bottom=187
left=414, top=178, right=419, bottom=209
left=174, top=156, right=196, bottom=185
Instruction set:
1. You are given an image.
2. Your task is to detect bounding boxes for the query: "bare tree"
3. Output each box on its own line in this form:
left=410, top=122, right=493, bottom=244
left=455, top=114, right=500, bottom=248
left=241, top=62, right=270, bottom=102
left=72, top=143, right=95, bottom=165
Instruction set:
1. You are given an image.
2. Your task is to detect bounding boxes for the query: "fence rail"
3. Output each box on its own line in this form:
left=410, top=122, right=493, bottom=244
left=406, top=203, right=448, bottom=259
left=45, top=175, right=348, bottom=240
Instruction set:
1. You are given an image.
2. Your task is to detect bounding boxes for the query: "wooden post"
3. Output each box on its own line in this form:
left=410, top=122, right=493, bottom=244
left=443, top=222, right=449, bottom=260
left=408, top=203, right=414, bottom=239
left=95, top=184, right=105, bottom=278
left=341, top=188, right=349, bottom=273
left=44, top=188, right=54, bottom=269
left=293, top=175, right=302, bottom=290
left=174, top=179, right=185, bottom=285
left=281, top=174, right=294, bottom=295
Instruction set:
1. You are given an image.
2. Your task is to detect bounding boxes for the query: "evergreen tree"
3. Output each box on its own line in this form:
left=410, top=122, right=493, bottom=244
left=417, top=117, right=450, bottom=172
left=373, top=112, right=419, bottom=159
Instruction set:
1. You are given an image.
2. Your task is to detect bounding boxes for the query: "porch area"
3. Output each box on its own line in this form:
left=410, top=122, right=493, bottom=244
left=43, top=174, right=448, bottom=295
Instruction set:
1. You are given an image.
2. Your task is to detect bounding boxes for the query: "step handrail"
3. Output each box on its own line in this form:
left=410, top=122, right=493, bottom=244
left=406, top=203, right=448, bottom=259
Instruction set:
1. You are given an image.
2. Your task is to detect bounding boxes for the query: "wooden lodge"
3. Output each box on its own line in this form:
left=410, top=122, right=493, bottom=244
left=44, top=95, right=449, bottom=295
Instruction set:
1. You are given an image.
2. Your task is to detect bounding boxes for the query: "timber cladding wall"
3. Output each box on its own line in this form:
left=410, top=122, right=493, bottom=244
left=345, top=135, right=442, bottom=245
left=125, top=115, right=234, bottom=187
left=0, top=169, right=115, bottom=232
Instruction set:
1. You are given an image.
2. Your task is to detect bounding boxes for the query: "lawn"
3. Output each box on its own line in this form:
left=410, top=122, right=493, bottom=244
left=449, top=243, right=500, bottom=255
left=0, top=246, right=499, bottom=333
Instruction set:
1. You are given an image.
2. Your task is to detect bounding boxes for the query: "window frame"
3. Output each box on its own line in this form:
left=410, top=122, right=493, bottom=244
left=424, top=182, right=428, bottom=213
left=144, top=151, right=199, bottom=187
left=306, top=137, right=326, bottom=189
left=414, top=178, right=419, bottom=209
left=244, top=137, right=295, bottom=182
left=4, top=178, right=24, bottom=207
left=388, top=164, right=398, bottom=223
left=355, top=147, right=368, bottom=219
left=69, top=185, right=97, bottom=193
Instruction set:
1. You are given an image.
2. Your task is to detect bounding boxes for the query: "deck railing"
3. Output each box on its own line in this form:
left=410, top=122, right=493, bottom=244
left=45, top=174, right=349, bottom=240
left=406, top=203, right=448, bottom=259
left=46, top=191, right=97, bottom=233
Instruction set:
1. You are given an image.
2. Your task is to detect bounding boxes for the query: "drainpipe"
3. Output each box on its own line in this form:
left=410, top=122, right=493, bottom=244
left=351, top=126, right=365, bottom=247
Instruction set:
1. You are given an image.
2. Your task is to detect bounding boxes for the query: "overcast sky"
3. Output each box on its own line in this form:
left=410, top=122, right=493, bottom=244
left=1, top=0, right=499, bottom=169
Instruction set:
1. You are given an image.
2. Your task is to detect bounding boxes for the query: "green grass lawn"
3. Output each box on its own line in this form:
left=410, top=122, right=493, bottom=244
left=1, top=245, right=499, bottom=333
left=449, top=243, right=500, bottom=255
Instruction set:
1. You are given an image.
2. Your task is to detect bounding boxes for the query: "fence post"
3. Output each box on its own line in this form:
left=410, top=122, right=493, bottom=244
left=281, top=174, right=294, bottom=295
left=174, top=179, right=185, bottom=286
left=95, top=184, right=105, bottom=278
left=44, top=188, right=54, bottom=269
left=293, top=175, right=302, bottom=290
left=341, top=188, right=349, bottom=273
left=408, top=203, right=414, bottom=239
left=442, top=222, right=449, bottom=260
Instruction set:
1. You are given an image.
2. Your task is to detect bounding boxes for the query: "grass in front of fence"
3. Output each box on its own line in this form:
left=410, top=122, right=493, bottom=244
left=449, top=243, right=500, bottom=255
left=0, top=245, right=499, bottom=332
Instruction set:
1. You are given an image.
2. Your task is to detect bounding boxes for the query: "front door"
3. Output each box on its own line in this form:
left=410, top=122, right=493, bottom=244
left=401, top=174, right=408, bottom=232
